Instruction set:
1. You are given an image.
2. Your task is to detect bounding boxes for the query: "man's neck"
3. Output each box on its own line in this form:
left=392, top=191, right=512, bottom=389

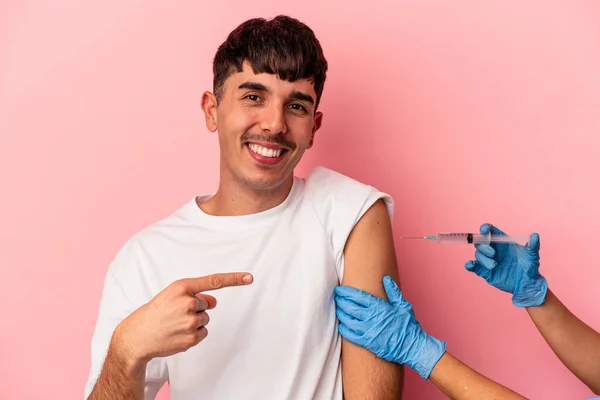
left=198, top=175, right=294, bottom=217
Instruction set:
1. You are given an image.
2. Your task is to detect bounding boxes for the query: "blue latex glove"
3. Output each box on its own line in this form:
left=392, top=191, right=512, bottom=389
left=465, top=223, right=548, bottom=307
left=334, top=276, right=446, bottom=380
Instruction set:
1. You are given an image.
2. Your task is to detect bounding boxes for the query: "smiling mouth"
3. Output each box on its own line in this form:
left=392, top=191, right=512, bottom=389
left=246, top=143, right=288, bottom=158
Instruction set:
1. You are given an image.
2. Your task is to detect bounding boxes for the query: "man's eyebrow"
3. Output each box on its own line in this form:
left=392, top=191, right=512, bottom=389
left=238, top=81, right=269, bottom=92
left=290, top=91, right=315, bottom=105
left=238, top=82, right=315, bottom=105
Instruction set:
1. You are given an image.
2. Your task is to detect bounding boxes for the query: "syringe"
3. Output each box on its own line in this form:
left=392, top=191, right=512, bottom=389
left=400, top=232, right=528, bottom=245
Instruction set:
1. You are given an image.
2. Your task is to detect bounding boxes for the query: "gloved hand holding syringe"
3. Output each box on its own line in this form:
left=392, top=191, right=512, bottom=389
left=400, top=231, right=528, bottom=244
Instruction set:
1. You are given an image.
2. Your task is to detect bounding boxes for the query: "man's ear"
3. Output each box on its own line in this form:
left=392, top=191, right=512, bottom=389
left=201, top=92, right=218, bottom=132
left=307, top=111, right=323, bottom=149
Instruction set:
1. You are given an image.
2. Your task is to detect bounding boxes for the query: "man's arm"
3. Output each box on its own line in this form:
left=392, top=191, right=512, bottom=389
left=88, top=328, right=147, bottom=400
left=526, top=289, right=600, bottom=395
left=341, top=199, right=404, bottom=399
left=85, top=268, right=253, bottom=399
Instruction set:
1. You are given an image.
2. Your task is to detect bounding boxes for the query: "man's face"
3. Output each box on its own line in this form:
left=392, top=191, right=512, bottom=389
left=202, top=62, right=323, bottom=192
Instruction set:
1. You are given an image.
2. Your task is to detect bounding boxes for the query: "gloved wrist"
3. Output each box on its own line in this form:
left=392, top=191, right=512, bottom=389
left=408, top=334, right=447, bottom=380
left=512, top=275, right=548, bottom=307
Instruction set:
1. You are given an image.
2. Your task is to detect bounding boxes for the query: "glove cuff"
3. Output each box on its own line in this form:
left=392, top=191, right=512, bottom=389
left=512, top=276, right=549, bottom=307
left=410, top=335, right=447, bottom=380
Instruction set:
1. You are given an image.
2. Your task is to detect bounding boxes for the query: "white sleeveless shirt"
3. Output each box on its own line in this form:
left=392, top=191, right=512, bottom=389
left=84, top=166, right=393, bottom=400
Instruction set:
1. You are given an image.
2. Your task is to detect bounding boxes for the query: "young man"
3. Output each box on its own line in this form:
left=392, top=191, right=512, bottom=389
left=85, top=15, right=403, bottom=399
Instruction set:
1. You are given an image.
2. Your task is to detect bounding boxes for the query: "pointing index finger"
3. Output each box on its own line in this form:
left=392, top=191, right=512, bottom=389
left=184, top=272, right=253, bottom=294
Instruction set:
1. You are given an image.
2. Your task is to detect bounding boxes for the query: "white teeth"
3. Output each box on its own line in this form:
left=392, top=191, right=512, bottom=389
left=249, top=144, right=283, bottom=158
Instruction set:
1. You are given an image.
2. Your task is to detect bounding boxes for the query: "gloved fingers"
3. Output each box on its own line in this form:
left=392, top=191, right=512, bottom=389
left=475, top=250, right=497, bottom=270
left=527, top=264, right=542, bottom=278
left=465, top=260, right=493, bottom=281
left=474, top=243, right=495, bottom=258
left=465, top=260, right=476, bottom=271
left=334, top=285, right=380, bottom=308
left=336, top=308, right=367, bottom=335
left=480, top=223, right=507, bottom=236
left=526, top=233, right=540, bottom=254
left=395, top=293, right=415, bottom=316
left=338, top=323, right=364, bottom=346
left=382, top=277, right=417, bottom=320
left=334, top=295, right=368, bottom=321
left=400, top=298, right=415, bottom=316
left=383, top=276, right=403, bottom=306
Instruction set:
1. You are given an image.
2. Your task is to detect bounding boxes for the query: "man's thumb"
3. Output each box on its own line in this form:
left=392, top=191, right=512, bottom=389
left=196, top=294, right=218, bottom=309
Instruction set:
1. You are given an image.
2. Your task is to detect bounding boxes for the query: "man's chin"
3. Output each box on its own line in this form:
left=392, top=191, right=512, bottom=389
left=243, top=169, right=293, bottom=192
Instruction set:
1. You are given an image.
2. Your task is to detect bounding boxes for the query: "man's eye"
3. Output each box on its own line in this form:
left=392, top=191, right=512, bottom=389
left=289, top=103, right=307, bottom=112
left=245, top=94, right=260, bottom=102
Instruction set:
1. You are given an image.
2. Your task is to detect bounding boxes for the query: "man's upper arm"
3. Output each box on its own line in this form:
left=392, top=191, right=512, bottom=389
left=341, top=199, right=404, bottom=399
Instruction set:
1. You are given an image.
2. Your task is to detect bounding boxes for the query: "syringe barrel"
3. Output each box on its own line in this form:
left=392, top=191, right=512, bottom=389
left=437, top=232, right=491, bottom=244
left=437, top=233, right=471, bottom=244
left=472, top=232, right=492, bottom=244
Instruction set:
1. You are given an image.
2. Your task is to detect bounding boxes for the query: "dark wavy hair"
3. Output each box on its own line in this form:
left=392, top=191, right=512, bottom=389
left=212, top=15, right=328, bottom=109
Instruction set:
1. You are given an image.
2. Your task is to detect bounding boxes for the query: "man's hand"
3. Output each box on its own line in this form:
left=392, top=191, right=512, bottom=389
left=114, top=272, right=253, bottom=366
left=464, top=223, right=548, bottom=307
left=88, top=272, right=253, bottom=400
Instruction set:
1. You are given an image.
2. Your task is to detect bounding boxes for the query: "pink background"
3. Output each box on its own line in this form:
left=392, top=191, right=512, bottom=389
left=2, top=1, right=599, bottom=399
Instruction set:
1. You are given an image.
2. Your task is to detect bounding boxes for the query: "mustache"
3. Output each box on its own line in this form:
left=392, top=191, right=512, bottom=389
left=241, top=133, right=297, bottom=150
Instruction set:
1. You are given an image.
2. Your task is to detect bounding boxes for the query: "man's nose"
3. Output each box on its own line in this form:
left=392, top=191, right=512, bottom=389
left=259, top=104, right=287, bottom=135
